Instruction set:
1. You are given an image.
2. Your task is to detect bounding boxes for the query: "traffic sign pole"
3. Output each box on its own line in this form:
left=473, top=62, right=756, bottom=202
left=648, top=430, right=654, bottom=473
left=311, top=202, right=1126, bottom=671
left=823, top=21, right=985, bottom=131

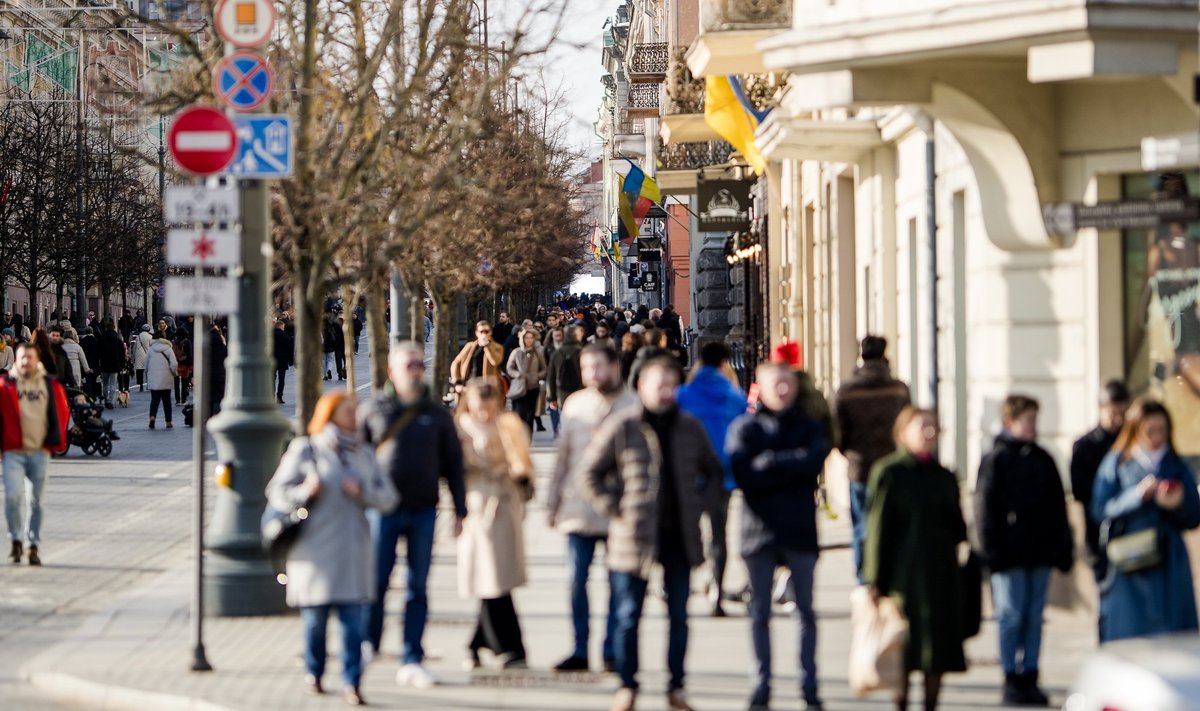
left=203, top=2, right=290, bottom=620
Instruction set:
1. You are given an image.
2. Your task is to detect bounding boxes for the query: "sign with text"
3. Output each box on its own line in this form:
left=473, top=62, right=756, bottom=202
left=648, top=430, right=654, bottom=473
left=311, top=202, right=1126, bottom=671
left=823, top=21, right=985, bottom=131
left=215, top=0, right=276, bottom=48
left=165, top=276, right=239, bottom=314
left=1043, top=198, right=1200, bottom=235
left=164, top=185, right=240, bottom=225
left=697, top=178, right=751, bottom=233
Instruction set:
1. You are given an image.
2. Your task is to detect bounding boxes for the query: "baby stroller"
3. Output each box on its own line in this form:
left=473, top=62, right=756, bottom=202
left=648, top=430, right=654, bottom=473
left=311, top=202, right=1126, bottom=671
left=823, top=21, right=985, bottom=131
left=65, top=388, right=120, bottom=457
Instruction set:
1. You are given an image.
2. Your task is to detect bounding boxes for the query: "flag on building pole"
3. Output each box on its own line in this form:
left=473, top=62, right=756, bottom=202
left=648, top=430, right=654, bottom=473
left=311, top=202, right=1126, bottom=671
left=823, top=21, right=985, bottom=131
left=704, top=75, right=769, bottom=175
left=617, top=158, right=662, bottom=243
left=590, top=222, right=602, bottom=259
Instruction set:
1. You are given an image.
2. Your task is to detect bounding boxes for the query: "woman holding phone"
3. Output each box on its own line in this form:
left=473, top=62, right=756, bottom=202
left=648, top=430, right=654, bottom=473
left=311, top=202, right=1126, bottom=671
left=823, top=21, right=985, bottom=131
left=1092, top=398, right=1200, bottom=642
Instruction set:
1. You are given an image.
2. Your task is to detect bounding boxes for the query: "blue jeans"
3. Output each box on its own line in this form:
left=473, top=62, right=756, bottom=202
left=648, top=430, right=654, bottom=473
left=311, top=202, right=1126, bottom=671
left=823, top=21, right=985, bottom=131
left=302, top=603, right=367, bottom=688
left=849, top=480, right=868, bottom=584
left=3, top=451, right=49, bottom=546
left=567, top=533, right=617, bottom=660
left=366, top=507, right=437, bottom=664
left=611, top=535, right=691, bottom=691
left=745, top=547, right=818, bottom=701
left=549, top=407, right=561, bottom=436
left=991, top=567, right=1051, bottom=674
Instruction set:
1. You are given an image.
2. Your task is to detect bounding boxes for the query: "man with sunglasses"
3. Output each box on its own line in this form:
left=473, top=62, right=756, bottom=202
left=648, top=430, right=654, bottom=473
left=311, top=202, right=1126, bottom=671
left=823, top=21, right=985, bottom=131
left=361, top=341, right=467, bottom=689
left=450, top=321, right=505, bottom=392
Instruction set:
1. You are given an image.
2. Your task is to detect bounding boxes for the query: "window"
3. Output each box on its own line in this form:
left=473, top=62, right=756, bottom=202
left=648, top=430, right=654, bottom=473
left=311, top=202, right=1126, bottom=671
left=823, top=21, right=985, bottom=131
left=1122, top=171, right=1200, bottom=467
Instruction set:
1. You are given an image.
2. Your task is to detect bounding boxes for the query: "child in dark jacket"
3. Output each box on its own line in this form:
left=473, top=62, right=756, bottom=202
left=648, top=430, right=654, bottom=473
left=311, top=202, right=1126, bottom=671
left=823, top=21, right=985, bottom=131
left=974, top=395, right=1073, bottom=707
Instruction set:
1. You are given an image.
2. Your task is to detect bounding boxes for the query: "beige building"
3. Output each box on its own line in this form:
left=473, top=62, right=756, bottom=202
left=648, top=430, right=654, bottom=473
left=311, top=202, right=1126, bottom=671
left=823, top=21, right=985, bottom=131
left=679, top=0, right=1200, bottom=490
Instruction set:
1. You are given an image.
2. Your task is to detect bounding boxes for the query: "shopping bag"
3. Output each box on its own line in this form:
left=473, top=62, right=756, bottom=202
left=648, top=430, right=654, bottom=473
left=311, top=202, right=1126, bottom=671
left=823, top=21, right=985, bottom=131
left=848, top=586, right=908, bottom=697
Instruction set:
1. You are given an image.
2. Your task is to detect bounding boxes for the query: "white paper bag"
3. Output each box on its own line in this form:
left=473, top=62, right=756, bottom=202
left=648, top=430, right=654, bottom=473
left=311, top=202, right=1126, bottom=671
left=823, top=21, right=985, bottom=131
left=848, top=585, right=908, bottom=697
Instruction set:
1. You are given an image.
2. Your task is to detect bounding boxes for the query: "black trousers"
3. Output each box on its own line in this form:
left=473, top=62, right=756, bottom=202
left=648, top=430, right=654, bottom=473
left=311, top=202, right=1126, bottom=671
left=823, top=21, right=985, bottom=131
left=470, top=594, right=526, bottom=661
left=275, top=368, right=287, bottom=400
left=512, top=389, right=539, bottom=437
left=149, top=390, right=172, bottom=422
left=333, top=348, right=346, bottom=378
left=135, top=369, right=145, bottom=390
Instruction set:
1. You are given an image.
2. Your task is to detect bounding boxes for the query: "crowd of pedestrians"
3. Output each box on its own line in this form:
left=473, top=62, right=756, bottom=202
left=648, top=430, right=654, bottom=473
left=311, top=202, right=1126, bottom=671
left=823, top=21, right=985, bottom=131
left=6, top=296, right=1196, bottom=711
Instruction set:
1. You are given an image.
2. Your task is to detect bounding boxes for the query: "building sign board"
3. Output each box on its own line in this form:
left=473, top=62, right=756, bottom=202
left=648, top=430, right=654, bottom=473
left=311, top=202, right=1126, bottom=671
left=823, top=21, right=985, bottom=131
left=698, top=178, right=751, bottom=232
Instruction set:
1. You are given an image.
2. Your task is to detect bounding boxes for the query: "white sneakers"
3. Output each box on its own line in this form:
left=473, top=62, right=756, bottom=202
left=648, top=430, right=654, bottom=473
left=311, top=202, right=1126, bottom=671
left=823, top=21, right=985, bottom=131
left=396, top=663, right=437, bottom=689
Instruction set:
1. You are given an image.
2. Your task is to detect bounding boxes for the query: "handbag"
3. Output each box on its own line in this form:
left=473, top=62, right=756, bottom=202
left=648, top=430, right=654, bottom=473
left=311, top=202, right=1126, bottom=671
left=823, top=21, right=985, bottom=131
left=506, top=375, right=526, bottom=400
left=848, top=586, right=908, bottom=697
left=960, top=548, right=983, bottom=640
left=261, top=442, right=318, bottom=572
left=1105, top=525, right=1161, bottom=574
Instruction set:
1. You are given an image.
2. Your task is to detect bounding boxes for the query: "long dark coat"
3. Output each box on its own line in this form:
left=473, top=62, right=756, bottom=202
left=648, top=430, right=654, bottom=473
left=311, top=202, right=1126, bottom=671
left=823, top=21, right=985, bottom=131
left=862, top=451, right=967, bottom=674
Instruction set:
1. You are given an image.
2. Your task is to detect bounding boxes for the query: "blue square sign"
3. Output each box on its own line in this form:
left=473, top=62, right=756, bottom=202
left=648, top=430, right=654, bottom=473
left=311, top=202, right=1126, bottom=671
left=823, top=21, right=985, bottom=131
left=226, top=115, right=293, bottom=178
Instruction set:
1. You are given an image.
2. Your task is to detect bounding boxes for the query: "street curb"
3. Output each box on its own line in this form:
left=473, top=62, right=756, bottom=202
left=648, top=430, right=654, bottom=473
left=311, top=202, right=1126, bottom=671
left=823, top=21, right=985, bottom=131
left=29, top=671, right=237, bottom=711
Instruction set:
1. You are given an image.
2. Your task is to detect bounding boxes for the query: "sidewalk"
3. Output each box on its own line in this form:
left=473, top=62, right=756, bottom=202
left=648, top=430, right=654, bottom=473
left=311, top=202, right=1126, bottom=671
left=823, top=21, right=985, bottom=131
left=23, top=432, right=1099, bottom=711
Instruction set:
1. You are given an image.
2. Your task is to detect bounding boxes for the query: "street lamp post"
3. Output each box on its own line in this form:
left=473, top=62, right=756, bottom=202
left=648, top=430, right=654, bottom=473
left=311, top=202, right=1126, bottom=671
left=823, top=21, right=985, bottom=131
left=203, top=176, right=290, bottom=616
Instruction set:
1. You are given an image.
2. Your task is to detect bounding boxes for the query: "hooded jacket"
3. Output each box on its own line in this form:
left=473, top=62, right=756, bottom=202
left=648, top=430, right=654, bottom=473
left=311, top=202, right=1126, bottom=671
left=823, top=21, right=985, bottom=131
left=0, top=363, right=68, bottom=454
left=61, top=337, right=90, bottom=386
left=145, top=339, right=178, bottom=391
left=546, top=336, right=584, bottom=405
left=678, top=366, right=747, bottom=491
left=131, top=327, right=152, bottom=370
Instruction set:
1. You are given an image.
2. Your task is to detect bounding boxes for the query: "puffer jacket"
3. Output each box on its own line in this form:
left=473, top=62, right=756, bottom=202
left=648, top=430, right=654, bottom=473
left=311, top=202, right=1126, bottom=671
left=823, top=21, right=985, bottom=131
left=145, top=339, right=178, bottom=391
left=548, top=387, right=638, bottom=536
left=131, top=328, right=152, bottom=370
left=61, top=338, right=90, bottom=386
left=579, top=405, right=722, bottom=578
left=833, top=360, right=910, bottom=483
left=506, top=345, right=546, bottom=395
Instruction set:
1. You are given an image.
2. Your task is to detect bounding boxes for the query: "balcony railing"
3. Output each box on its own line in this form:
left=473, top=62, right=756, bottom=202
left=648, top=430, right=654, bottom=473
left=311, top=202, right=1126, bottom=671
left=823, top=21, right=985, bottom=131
left=616, top=119, right=646, bottom=135
left=666, top=48, right=704, bottom=114
left=628, top=42, right=668, bottom=84
left=702, top=0, right=792, bottom=32
left=658, top=139, right=734, bottom=171
left=625, top=83, right=660, bottom=119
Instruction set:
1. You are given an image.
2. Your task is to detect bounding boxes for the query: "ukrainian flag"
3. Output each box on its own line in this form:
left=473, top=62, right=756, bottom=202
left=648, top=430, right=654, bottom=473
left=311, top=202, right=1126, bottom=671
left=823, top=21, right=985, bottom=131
left=704, top=75, right=769, bottom=175
left=617, top=158, right=662, bottom=243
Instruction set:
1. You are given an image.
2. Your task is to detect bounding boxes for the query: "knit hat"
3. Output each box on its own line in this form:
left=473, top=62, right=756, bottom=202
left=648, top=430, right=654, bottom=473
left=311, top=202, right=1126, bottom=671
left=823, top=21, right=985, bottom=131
left=141, top=324, right=151, bottom=332
left=770, top=339, right=803, bottom=369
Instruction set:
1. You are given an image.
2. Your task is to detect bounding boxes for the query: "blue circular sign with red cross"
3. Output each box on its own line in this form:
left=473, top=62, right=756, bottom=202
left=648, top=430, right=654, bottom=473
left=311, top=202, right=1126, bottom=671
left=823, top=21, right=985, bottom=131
left=213, top=51, right=272, bottom=112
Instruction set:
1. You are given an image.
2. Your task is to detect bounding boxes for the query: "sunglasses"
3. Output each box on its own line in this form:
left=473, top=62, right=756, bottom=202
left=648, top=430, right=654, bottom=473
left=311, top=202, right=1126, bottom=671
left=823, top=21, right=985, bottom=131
left=478, top=330, right=491, bottom=335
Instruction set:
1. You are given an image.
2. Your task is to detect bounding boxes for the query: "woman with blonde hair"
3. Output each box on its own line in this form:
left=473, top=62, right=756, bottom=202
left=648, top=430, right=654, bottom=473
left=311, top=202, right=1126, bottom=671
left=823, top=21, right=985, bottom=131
left=863, top=407, right=967, bottom=711
left=455, top=378, right=534, bottom=669
left=1093, top=397, right=1200, bottom=641
left=266, top=390, right=399, bottom=706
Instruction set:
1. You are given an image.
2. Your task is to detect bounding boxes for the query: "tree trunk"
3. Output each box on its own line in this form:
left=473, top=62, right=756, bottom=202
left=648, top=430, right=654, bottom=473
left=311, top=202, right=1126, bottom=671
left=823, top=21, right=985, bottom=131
left=293, top=278, right=323, bottom=433
left=365, top=275, right=389, bottom=394
left=341, top=284, right=357, bottom=391
left=432, top=289, right=455, bottom=400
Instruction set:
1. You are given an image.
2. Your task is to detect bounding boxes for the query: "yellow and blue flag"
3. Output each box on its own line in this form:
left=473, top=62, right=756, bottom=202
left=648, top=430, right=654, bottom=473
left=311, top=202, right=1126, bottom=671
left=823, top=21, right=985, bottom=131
left=704, top=75, right=770, bottom=175
left=617, top=158, right=662, bottom=243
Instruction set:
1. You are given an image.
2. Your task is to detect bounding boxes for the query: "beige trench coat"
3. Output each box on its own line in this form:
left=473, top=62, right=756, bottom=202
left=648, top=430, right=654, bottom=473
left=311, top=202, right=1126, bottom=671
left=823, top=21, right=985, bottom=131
left=456, top=411, right=533, bottom=599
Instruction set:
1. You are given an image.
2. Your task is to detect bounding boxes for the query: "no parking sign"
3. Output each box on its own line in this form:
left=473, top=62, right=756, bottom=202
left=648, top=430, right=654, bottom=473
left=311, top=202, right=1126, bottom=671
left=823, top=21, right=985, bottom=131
left=213, top=52, right=272, bottom=111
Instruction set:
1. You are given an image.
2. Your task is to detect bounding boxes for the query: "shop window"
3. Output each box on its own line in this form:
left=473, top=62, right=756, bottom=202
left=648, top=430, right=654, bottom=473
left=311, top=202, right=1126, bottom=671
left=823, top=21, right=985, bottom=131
left=1121, top=171, right=1200, bottom=465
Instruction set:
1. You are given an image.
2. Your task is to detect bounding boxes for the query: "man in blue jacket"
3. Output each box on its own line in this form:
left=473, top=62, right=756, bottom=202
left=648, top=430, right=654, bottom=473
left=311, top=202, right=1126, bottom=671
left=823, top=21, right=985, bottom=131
left=360, top=341, right=466, bottom=689
left=677, top=341, right=746, bottom=617
left=728, top=363, right=831, bottom=711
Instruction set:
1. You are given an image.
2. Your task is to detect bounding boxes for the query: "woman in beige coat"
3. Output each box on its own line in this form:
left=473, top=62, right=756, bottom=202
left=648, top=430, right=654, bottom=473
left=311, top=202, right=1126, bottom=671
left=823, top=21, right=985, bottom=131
left=456, top=378, right=535, bottom=669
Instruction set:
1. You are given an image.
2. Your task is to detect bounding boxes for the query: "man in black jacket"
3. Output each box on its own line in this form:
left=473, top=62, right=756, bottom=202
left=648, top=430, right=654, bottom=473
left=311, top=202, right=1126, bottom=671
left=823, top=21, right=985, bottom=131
left=272, top=320, right=293, bottom=405
left=360, top=341, right=466, bottom=688
left=728, top=363, right=831, bottom=711
left=974, top=395, right=1073, bottom=707
left=833, top=335, right=910, bottom=582
left=98, top=321, right=126, bottom=409
left=547, top=327, right=584, bottom=416
left=79, top=327, right=101, bottom=399
left=1070, top=380, right=1130, bottom=582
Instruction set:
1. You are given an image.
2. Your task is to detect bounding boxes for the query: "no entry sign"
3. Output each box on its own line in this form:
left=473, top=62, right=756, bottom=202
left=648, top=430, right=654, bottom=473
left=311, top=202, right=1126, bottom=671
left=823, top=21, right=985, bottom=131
left=214, top=52, right=272, bottom=111
left=168, top=106, right=238, bottom=176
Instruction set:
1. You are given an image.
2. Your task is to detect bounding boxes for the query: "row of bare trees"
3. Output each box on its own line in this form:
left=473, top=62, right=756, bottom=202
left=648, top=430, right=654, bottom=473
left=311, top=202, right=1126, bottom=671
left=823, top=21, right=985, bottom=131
left=0, top=87, right=163, bottom=326
left=141, top=0, right=591, bottom=425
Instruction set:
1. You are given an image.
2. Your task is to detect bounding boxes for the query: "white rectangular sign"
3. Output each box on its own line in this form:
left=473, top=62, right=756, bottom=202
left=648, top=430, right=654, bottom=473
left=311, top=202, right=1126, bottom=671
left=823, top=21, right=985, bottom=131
left=165, top=276, right=239, bottom=315
left=164, top=185, right=240, bottom=225
left=166, top=228, right=240, bottom=267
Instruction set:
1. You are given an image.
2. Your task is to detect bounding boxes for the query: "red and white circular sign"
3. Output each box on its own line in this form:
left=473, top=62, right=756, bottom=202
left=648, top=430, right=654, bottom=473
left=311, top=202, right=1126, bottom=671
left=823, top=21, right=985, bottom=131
left=168, top=106, right=238, bottom=176
left=214, top=0, right=277, bottom=49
